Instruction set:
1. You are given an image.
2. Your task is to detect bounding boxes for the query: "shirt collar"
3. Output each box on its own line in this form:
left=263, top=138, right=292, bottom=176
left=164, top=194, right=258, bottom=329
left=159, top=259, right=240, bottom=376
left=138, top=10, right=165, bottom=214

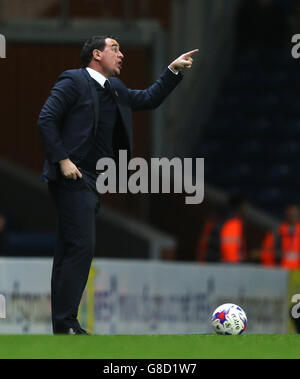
left=86, top=67, right=108, bottom=88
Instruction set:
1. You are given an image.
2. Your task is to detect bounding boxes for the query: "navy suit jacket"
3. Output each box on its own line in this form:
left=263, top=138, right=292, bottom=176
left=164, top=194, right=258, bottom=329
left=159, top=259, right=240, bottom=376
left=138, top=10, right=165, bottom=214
left=38, top=67, right=183, bottom=182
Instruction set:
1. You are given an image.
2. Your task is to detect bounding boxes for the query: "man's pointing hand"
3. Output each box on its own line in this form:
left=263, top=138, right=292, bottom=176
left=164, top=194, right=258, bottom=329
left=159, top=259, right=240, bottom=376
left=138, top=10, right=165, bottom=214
left=169, top=49, right=199, bottom=74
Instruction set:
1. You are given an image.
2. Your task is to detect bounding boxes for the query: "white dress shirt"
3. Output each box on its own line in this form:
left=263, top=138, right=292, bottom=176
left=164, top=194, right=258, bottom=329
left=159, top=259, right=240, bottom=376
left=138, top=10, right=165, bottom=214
left=86, top=67, right=108, bottom=88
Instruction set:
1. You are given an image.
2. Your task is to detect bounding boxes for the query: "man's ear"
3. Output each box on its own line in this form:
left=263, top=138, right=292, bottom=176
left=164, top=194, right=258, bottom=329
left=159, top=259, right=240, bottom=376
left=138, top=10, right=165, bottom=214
left=93, top=49, right=103, bottom=62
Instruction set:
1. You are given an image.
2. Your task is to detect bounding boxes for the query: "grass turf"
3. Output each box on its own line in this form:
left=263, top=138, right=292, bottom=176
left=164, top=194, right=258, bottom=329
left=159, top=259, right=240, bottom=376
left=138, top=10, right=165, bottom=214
left=0, top=335, right=300, bottom=359
left=0, top=334, right=299, bottom=359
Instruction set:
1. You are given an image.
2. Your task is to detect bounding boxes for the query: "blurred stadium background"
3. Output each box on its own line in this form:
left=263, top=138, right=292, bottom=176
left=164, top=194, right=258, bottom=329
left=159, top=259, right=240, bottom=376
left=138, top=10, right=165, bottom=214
left=1, top=0, right=300, bottom=339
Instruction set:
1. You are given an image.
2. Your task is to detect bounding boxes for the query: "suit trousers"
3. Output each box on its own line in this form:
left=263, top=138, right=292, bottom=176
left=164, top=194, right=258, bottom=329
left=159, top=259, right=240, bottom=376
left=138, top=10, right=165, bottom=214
left=48, top=169, right=100, bottom=334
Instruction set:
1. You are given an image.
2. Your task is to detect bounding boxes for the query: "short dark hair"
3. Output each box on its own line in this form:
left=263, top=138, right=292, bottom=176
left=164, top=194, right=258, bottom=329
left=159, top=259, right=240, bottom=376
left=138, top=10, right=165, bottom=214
left=80, top=35, right=115, bottom=67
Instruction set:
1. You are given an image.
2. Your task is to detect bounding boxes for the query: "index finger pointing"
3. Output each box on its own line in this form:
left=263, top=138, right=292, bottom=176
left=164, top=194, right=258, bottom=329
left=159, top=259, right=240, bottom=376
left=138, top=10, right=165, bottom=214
left=184, top=49, right=199, bottom=57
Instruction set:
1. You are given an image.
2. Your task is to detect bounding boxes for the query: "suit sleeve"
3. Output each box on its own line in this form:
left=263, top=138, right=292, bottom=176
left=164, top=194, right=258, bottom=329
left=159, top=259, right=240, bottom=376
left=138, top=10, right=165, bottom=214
left=37, top=72, right=79, bottom=164
left=128, top=67, right=183, bottom=111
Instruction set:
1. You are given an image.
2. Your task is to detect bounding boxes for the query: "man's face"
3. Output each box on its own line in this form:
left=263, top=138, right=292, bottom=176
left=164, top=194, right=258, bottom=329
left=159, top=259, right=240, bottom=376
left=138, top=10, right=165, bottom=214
left=98, top=38, right=124, bottom=77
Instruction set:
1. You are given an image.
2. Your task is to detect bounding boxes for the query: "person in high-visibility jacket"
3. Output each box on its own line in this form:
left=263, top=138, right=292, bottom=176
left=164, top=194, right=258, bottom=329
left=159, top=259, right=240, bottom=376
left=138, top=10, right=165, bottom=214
left=260, top=204, right=300, bottom=270
left=260, top=231, right=275, bottom=267
left=196, top=211, right=224, bottom=263
left=196, top=219, right=216, bottom=263
left=219, top=196, right=248, bottom=264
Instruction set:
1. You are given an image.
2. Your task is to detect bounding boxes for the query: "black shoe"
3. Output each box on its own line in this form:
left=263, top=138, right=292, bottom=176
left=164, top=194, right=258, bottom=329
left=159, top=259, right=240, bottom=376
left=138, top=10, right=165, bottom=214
left=67, top=327, right=90, bottom=335
left=79, top=327, right=90, bottom=335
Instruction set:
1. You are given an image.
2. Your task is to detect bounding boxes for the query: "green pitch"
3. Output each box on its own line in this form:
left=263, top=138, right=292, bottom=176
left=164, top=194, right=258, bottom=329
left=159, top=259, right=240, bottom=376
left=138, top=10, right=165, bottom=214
left=0, top=334, right=300, bottom=359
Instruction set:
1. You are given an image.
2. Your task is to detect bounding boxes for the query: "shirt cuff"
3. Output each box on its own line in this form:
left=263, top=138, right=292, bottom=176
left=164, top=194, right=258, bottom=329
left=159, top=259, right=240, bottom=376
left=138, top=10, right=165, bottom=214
left=168, top=66, right=179, bottom=75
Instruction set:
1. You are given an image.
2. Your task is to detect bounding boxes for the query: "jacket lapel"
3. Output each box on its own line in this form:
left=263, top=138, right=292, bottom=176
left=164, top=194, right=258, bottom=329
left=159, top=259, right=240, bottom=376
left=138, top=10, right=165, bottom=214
left=80, top=69, right=133, bottom=153
left=109, top=80, right=133, bottom=150
left=81, top=68, right=100, bottom=136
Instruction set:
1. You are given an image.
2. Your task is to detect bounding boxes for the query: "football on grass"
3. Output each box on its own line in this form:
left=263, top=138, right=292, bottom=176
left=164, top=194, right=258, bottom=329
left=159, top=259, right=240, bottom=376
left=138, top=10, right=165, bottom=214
left=211, top=303, right=247, bottom=335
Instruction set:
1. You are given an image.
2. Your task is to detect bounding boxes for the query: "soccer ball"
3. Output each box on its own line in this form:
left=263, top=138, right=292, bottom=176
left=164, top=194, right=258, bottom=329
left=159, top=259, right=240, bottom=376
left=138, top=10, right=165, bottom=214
left=211, top=303, right=247, bottom=335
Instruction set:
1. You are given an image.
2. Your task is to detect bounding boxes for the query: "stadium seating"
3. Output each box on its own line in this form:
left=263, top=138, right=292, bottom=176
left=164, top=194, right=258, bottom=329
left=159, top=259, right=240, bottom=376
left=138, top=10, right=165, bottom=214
left=197, top=48, right=300, bottom=216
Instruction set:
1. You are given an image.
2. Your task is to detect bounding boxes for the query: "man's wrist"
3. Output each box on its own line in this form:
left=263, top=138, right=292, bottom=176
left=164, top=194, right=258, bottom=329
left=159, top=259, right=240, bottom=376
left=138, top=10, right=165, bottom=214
left=59, top=158, right=70, bottom=165
left=168, top=65, right=180, bottom=75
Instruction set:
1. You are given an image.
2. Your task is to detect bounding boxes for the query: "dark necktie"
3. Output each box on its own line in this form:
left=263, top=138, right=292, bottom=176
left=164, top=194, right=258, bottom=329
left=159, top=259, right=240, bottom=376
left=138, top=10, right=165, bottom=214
left=104, top=80, right=110, bottom=91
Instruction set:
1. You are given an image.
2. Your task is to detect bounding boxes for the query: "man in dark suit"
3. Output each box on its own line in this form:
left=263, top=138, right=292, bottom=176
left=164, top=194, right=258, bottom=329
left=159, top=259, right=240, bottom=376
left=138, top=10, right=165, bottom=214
left=38, top=35, right=198, bottom=334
